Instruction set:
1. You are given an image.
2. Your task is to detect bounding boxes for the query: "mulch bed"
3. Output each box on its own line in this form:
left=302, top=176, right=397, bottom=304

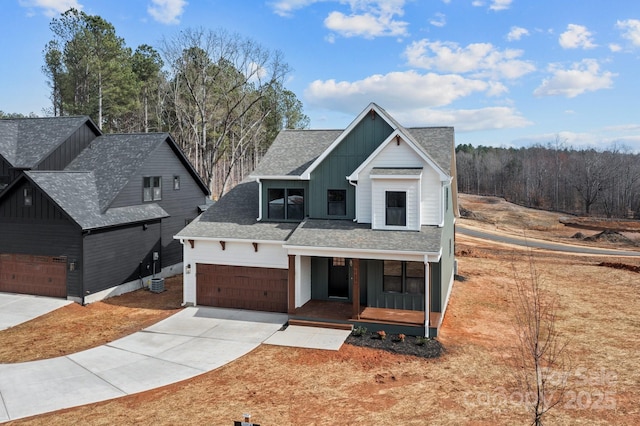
left=346, top=332, right=444, bottom=358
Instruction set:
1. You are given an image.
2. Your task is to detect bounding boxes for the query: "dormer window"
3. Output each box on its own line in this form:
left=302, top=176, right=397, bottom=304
left=268, top=188, right=304, bottom=220
left=23, top=187, right=33, bottom=207
left=385, top=191, right=406, bottom=226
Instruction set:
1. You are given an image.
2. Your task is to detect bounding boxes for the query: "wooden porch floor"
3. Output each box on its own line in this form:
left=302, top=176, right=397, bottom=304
left=292, top=300, right=431, bottom=327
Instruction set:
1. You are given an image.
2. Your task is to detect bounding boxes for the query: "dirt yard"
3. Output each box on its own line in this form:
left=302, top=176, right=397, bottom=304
left=3, top=194, right=639, bottom=425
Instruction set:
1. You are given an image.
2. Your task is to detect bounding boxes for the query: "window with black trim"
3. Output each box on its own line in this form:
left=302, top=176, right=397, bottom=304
left=385, top=191, right=406, bottom=226
left=383, top=261, right=424, bottom=294
left=268, top=188, right=304, bottom=220
left=327, top=189, right=346, bottom=216
left=143, top=176, right=162, bottom=202
left=173, top=175, right=180, bottom=190
left=23, top=187, right=33, bottom=207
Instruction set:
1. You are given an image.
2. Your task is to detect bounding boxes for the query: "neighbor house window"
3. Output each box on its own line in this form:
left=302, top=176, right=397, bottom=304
left=268, top=188, right=304, bottom=220
left=385, top=191, right=406, bottom=226
left=383, top=261, right=424, bottom=294
left=23, top=187, right=33, bottom=207
left=173, top=175, right=180, bottom=190
left=143, top=176, right=162, bottom=201
left=0, top=175, right=9, bottom=191
left=327, top=189, right=346, bottom=216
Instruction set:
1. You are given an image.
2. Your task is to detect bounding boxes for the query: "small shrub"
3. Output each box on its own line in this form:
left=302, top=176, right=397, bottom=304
left=416, top=336, right=429, bottom=346
left=352, top=326, right=367, bottom=337
left=377, top=330, right=386, bottom=340
left=398, top=333, right=406, bottom=342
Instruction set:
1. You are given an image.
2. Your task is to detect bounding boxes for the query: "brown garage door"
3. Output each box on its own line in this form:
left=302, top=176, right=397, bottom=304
left=196, top=264, right=288, bottom=313
left=0, top=254, right=67, bottom=298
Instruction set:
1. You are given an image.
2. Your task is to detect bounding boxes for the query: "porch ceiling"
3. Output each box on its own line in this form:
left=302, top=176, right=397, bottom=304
left=284, top=219, right=442, bottom=255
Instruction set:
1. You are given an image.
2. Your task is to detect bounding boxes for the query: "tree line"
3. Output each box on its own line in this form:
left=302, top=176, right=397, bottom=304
left=41, top=9, right=309, bottom=198
left=456, top=140, right=640, bottom=218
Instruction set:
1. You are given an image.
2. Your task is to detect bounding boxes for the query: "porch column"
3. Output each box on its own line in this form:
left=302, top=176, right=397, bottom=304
left=288, top=254, right=296, bottom=314
left=424, top=261, right=430, bottom=329
left=352, top=258, right=360, bottom=319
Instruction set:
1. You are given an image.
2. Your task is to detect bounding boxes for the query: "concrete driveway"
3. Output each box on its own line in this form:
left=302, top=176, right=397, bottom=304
left=0, top=293, right=72, bottom=331
left=0, top=307, right=288, bottom=421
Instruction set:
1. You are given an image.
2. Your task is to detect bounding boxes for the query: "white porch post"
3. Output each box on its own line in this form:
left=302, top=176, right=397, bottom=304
left=424, top=261, right=430, bottom=332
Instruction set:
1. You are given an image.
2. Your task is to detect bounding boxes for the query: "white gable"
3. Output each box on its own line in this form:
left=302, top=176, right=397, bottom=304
left=351, top=135, right=443, bottom=227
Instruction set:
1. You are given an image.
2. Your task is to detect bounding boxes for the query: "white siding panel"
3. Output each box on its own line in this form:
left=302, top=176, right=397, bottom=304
left=297, top=256, right=312, bottom=308
left=371, top=178, right=421, bottom=230
left=421, top=167, right=442, bottom=225
left=354, top=140, right=443, bottom=225
left=182, top=239, right=288, bottom=305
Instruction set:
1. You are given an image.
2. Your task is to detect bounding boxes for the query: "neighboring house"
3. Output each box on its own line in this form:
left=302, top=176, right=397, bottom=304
left=176, top=103, right=458, bottom=337
left=0, top=118, right=209, bottom=303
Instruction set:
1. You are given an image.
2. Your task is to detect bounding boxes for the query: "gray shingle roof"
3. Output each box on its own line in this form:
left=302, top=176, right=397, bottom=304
left=407, top=127, right=454, bottom=175
left=175, top=180, right=297, bottom=241
left=0, top=116, right=94, bottom=168
left=66, top=133, right=169, bottom=211
left=26, top=171, right=168, bottom=230
left=250, top=129, right=342, bottom=177
left=285, top=219, right=442, bottom=254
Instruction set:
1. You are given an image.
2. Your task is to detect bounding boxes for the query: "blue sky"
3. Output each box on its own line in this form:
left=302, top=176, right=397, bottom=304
left=2, top=0, right=640, bottom=151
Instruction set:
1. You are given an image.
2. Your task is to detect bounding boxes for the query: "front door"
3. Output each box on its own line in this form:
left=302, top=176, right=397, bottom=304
left=328, top=257, right=349, bottom=298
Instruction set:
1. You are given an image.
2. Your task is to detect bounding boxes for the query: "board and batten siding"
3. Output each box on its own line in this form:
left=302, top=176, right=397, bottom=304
left=109, top=139, right=206, bottom=268
left=260, top=179, right=310, bottom=221
left=0, top=181, right=82, bottom=297
left=82, top=221, right=162, bottom=295
left=182, top=239, right=288, bottom=305
left=309, top=114, right=393, bottom=219
left=355, top=140, right=442, bottom=226
left=36, top=123, right=99, bottom=171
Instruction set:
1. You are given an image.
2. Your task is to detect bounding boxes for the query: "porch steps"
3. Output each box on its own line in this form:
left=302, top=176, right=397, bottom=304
left=288, top=319, right=353, bottom=331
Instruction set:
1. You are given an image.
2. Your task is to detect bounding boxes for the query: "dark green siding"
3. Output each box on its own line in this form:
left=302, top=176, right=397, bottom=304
left=311, top=257, right=329, bottom=299
left=309, top=113, right=393, bottom=219
left=261, top=180, right=309, bottom=221
left=430, top=260, right=442, bottom=312
left=366, top=259, right=425, bottom=311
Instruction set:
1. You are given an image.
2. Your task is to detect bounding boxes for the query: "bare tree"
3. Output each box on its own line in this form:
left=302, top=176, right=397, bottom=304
left=509, top=251, right=569, bottom=426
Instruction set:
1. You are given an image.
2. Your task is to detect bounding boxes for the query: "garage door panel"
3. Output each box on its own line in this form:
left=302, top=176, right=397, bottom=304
left=0, top=254, right=67, bottom=298
left=196, top=264, right=288, bottom=313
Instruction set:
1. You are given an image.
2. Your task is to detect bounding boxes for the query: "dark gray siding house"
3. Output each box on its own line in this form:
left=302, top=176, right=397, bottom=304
left=0, top=120, right=209, bottom=303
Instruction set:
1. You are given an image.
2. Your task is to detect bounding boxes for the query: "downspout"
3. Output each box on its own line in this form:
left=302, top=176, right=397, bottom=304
left=349, top=179, right=358, bottom=222
left=256, top=178, right=263, bottom=221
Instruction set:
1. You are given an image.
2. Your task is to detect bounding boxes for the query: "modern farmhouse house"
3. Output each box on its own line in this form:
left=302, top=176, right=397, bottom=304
left=176, top=103, right=458, bottom=336
left=0, top=117, right=209, bottom=303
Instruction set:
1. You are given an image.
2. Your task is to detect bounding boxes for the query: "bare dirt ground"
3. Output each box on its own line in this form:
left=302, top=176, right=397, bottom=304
left=3, top=194, right=640, bottom=425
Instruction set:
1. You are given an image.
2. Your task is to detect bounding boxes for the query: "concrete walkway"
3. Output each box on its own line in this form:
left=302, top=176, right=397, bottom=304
left=0, top=307, right=288, bottom=421
left=0, top=293, right=72, bottom=331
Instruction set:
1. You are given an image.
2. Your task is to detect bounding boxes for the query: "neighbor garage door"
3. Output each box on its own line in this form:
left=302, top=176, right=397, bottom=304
left=196, top=264, right=288, bottom=313
left=0, top=254, right=67, bottom=298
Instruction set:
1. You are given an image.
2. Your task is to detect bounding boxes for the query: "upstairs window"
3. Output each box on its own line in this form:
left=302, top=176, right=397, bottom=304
left=143, top=177, right=162, bottom=202
left=23, top=187, right=33, bottom=207
left=383, top=261, right=424, bottom=294
left=173, top=175, right=180, bottom=190
left=385, top=191, right=406, bottom=226
left=268, top=188, right=304, bottom=220
left=327, top=189, right=346, bottom=216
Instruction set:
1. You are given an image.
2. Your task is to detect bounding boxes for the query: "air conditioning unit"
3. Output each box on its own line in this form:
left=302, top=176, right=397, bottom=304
left=150, top=277, right=165, bottom=293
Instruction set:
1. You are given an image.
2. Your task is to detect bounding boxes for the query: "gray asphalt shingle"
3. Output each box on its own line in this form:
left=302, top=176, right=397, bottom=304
left=0, top=116, right=93, bottom=168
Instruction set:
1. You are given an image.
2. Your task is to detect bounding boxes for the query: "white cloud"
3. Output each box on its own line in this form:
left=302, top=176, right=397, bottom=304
left=533, top=59, right=615, bottom=98
left=559, top=24, right=597, bottom=49
left=270, top=0, right=321, bottom=17
left=507, top=26, right=529, bottom=41
left=148, top=0, right=187, bottom=25
left=489, top=0, right=512, bottom=11
left=609, top=43, right=622, bottom=52
left=471, top=0, right=484, bottom=6
left=404, top=39, right=535, bottom=80
left=271, top=0, right=408, bottom=39
left=395, top=106, right=531, bottom=131
left=19, top=0, right=82, bottom=17
left=429, top=12, right=446, bottom=28
left=305, top=70, right=496, bottom=110
left=324, top=0, right=408, bottom=39
left=616, top=19, right=640, bottom=47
